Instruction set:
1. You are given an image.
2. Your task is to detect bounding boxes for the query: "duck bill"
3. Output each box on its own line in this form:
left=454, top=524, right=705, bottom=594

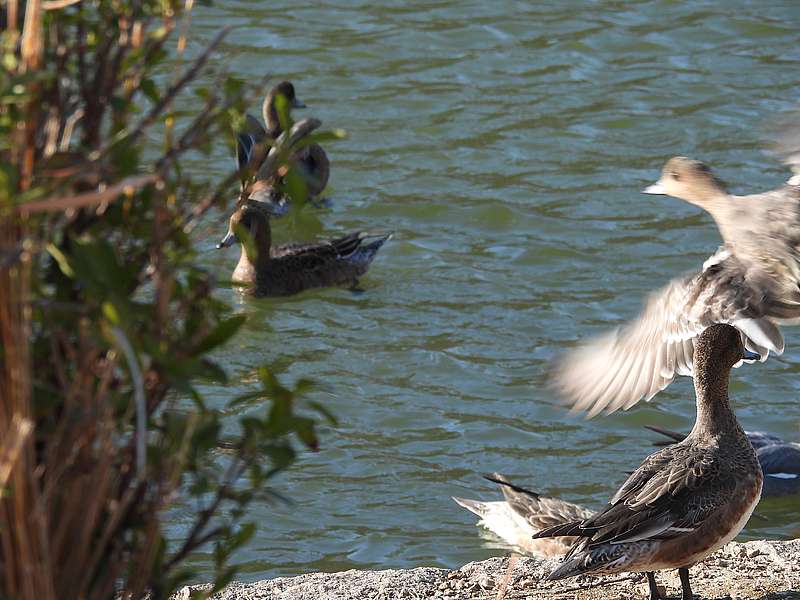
left=216, top=231, right=236, bottom=249
left=742, top=349, right=762, bottom=362
left=292, top=98, right=307, bottom=109
left=642, top=181, right=666, bottom=195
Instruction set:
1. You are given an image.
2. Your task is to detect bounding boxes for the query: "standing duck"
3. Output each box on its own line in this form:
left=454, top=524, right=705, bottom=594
left=453, top=473, right=593, bottom=558
left=553, top=155, right=800, bottom=417
left=535, top=324, right=763, bottom=600
left=647, top=425, right=800, bottom=498
left=216, top=196, right=390, bottom=297
left=236, top=81, right=330, bottom=207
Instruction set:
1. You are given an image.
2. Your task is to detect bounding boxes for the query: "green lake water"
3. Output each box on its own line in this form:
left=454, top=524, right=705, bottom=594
left=180, top=0, right=800, bottom=581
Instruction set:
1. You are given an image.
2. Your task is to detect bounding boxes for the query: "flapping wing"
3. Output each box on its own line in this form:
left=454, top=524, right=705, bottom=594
left=551, top=249, right=783, bottom=417
left=769, top=109, right=800, bottom=184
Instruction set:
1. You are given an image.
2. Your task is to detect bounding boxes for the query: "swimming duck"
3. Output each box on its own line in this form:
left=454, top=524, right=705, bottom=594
left=453, top=473, right=593, bottom=558
left=216, top=195, right=390, bottom=296
left=553, top=155, right=800, bottom=417
left=535, top=324, right=763, bottom=600
left=646, top=425, right=800, bottom=498
left=236, top=81, right=330, bottom=207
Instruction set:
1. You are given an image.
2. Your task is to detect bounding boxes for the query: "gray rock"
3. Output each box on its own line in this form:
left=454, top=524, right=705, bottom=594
left=179, top=540, right=800, bottom=600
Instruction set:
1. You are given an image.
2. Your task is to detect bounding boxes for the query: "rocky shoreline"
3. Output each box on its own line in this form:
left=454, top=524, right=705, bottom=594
left=179, top=539, right=800, bottom=600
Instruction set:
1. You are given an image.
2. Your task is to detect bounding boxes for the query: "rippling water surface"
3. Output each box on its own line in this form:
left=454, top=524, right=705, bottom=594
left=179, top=0, right=800, bottom=581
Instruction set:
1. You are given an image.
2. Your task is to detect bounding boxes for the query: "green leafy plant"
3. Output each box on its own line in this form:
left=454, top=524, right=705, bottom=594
left=0, top=2, right=338, bottom=599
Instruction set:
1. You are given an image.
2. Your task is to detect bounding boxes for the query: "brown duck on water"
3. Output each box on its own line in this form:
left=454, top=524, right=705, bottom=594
left=216, top=197, right=390, bottom=297
left=236, top=80, right=330, bottom=207
left=219, top=119, right=389, bottom=296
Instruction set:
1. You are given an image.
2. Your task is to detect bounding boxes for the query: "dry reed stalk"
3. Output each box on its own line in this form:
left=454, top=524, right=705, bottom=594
left=0, top=204, right=55, bottom=600
left=15, top=174, right=159, bottom=215
left=0, top=415, right=33, bottom=489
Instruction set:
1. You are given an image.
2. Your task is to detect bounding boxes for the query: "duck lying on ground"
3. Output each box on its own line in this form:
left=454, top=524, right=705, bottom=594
left=553, top=155, right=800, bottom=417
left=453, top=473, right=593, bottom=558
left=646, top=424, right=800, bottom=498
left=236, top=80, right=330, bottom=207
left=536, top=325, right=763, bottom=600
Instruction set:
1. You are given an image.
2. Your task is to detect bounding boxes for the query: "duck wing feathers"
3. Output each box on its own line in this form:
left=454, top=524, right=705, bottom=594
left=483, top=473, right=593, bottom=531
left=236, top=113, right=268, bottom=172
left=273, top=232, right=365, bottom=262
left=551, top=247, right=785, bottom=417
left=534, top=444, right=734, bottom=554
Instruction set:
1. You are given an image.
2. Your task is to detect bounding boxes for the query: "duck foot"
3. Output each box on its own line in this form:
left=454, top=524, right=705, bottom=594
left=646, top=572, right=663, bottom=600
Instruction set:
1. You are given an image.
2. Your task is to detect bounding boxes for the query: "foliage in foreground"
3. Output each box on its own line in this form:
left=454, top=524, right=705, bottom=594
left=0, top=2, right=334, bottom=598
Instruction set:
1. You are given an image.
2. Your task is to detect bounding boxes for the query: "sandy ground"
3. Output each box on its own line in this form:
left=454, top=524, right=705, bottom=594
left=177, top=539, right=800, bottom=600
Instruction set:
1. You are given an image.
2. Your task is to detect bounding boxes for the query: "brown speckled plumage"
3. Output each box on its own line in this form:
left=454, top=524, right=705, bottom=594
left=536, top=325, right=763, bottom=600
left=219, top=203, right=389, bottom=297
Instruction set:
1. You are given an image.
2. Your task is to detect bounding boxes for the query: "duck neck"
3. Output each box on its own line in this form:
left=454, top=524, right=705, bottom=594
left=690, top=361, right=739, bottom=439
left=263, top=96, right=283, bottom=138
left=698, top=197, right=738, bottom=242
left=241, top=217, right=273, bottom=270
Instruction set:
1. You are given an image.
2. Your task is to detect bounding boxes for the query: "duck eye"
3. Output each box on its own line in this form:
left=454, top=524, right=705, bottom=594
left=671, top=171, right=681, bottom=181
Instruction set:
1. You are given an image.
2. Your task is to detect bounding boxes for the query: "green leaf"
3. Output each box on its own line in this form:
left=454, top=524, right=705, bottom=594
left=140, top=78, right=160, bottom=104
left=46, top=243, right=74, bottom=278
left=307, top=400, right=338, bottom=426
left=102, top=301, right=120, bottom=325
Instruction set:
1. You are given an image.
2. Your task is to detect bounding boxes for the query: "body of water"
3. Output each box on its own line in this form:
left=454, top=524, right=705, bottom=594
left=181, top=0, right=800, bottom=581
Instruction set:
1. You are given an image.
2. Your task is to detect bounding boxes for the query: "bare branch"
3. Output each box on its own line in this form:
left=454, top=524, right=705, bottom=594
left=15, top=174, right=158, bottom=215
left=123, top=26, right=232, bottom=147
left=43, top=0, right=82, bottom=9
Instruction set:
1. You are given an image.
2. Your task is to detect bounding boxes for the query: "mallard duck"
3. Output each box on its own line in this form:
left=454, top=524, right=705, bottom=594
left=646, top=425, right=800, bottom=498
left=216, top=196, right=390, bottom=296
left=535, top=325, right=763, bottom=600
left=236, top=81, right=330, bottom=207
left=553, top=154, right=800, bottom=417
left=453, top=473, right=593, bottom=558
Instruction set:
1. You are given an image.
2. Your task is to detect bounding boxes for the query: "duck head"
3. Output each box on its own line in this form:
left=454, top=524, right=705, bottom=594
left=694, top=324, right=749, bottom=375
left=216, top=195, right=286, bottom=251
left=643, top=156, right=729, bottom=206
left=263, top=80, right=306, bottom=138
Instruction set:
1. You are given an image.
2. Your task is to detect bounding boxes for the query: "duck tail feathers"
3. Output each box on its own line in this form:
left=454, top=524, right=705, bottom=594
left=644, top=424, right=687, bottom=446
left=482, top=472, right=542, bottom=501
left=343, top=232, right=392, bottom=265
left=452, top=496, right=490, bottom=519
left=547, top=548, right=628, bottom=581
left=531, top=520, right=583, bottom=540
left=359, top=231, right=393, bottom=251
left=547, top=557, right=589, bottom=581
